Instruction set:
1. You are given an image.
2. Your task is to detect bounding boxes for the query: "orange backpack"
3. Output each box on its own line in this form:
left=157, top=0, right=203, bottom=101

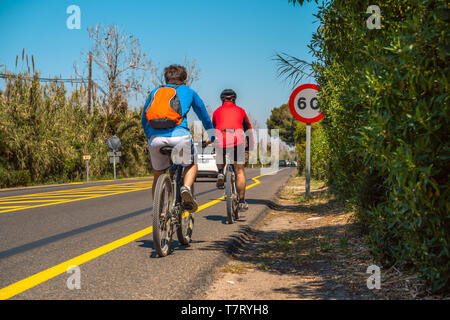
left=145, top=85, right=184, bottom=129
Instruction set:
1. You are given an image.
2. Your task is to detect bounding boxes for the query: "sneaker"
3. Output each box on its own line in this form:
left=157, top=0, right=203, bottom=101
left=216, top=173, right=224, bottom=189
left=238, top=200, right=249, bottom=212
left=180, top=186, right=198, bottom=213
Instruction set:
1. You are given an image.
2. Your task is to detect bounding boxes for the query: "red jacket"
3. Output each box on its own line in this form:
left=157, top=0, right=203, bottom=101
left=212, top=101, right=254, bottom=149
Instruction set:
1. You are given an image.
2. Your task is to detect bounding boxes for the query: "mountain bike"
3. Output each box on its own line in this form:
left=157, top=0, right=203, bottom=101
left=223, top=153, right=240, bottom=224
left=152, top=146, right=196, bottom=257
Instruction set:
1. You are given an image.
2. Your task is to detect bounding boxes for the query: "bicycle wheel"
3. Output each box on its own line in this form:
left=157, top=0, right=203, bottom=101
left=234, top=179, right=240, bottom=221
left=225, top=169, right=238, bottom=224
left=177, top=183, right=195, bottom=245
left=152, top=174, right=173, bottom=257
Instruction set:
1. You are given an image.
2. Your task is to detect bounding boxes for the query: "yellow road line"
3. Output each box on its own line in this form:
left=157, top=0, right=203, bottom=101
left=0, top=176, right=154, bottom=192
left=0, top=171, right=275, bottom=300
left=0, top=227, right=153, bottom=300
left=0, top=182, right=153, bottom=214
left=0, top=200, right=64, bottom=204
left=6, top=189, right=148, bottom=198
left=0, top=192, right=147, bottom=214
left=0, top=180, right=153, bottom=198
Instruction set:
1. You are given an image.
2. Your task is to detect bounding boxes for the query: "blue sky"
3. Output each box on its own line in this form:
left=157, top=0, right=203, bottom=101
left=0, top=0, right=320, bottom=127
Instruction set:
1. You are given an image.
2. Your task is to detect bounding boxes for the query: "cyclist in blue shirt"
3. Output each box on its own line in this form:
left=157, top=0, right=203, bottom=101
left=141, top=65, right=215, bottom=212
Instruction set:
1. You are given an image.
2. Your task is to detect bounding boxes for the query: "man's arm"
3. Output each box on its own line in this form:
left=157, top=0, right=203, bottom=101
left=212, top=111, right=216, bottom=128
left=242, top=111, right=254, bottom=150
left=192, top=91, right=215, bottom=142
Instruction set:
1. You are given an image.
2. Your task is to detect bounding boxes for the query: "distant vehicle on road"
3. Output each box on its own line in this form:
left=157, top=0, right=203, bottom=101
left=195, top=142, right=218, bottom=178
left=279, top=160, right=287, bottom=167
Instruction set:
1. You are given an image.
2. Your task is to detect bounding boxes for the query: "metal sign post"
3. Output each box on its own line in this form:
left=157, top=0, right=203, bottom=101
left=82, top=155, right=91, bottom=182
left=86, top=160, right=89, bottom=182
left=288, top=84, right=323, bottom=197
left=305, top=124, right=311, bottom=196
left=108, top=151, right=121, bottom=180
left=113, top=155, right=116, bottom=180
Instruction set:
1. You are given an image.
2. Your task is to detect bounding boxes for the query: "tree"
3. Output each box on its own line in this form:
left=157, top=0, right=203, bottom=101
left=266, top=103, right=297, bottom=146
left=86, top=24, right=154, bottom=115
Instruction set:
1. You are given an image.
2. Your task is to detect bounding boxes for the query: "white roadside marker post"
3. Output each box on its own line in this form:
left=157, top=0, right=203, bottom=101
left=82, top=155, right=92, bottom=183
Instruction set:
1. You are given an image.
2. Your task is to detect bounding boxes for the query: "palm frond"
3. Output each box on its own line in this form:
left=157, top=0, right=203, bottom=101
left=273, top=52, right=314, bottom=88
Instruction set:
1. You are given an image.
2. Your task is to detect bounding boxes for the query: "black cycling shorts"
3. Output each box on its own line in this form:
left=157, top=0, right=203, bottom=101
left=215, top=144, right=246, bottom=165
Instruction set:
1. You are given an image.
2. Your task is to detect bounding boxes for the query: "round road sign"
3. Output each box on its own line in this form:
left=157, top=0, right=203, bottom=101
left=288, top=83, right=323, bottom=123
left=107, top=135, right=121, bottom=152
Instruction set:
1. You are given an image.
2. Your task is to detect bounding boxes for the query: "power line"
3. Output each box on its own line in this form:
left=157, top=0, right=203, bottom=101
left=0, top=72, right=106, bottom=95
left=0, top=73, right=91, bottom=84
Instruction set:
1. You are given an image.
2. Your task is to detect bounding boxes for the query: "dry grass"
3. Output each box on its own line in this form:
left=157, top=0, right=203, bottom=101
left=228, top=175, right=447, bottom=299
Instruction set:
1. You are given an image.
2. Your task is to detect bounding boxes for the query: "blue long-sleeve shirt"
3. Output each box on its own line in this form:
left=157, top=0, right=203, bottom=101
left=141, top=84, right=215, bottom=141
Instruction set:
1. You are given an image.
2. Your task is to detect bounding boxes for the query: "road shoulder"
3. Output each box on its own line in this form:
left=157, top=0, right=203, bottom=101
left=198, top=174, right=432, bottom=300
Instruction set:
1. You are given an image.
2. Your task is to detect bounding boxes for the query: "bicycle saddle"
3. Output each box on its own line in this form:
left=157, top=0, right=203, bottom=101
left=159, top=146, right=174, bottom=155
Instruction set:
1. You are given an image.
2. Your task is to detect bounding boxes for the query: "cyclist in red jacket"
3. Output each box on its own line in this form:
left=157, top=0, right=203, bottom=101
left=212, top=89, right=254, bottom=211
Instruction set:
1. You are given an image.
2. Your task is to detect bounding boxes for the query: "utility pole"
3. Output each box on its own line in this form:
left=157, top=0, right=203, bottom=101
left=87, top=51, right=92, bottom=114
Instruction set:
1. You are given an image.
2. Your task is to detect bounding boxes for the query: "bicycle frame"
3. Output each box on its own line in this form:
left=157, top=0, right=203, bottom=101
left=168, top=163, right=183, bottom=211
left=222, top=153, right=235, bottom=181
left=222, top=153, right=240, bottom=224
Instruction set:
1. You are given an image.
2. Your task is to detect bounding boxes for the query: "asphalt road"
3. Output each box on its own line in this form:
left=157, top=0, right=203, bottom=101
left=0, top=167, right=294, bottom=300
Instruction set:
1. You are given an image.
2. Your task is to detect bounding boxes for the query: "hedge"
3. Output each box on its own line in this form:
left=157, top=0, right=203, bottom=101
left=300, top=0, right=449, bottom=291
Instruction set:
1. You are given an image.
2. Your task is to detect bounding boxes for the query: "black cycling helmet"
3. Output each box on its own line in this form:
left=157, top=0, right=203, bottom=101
left=220, top=89, right=237, bottom=101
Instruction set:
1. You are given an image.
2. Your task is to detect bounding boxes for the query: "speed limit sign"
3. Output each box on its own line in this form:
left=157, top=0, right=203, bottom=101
left=288, top=83, right=323, bottom=123
left=288, top=83, right=323, bottom=197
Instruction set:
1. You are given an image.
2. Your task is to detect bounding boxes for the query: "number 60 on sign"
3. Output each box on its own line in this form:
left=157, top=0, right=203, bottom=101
left=288, top=83, right=323, bottom=124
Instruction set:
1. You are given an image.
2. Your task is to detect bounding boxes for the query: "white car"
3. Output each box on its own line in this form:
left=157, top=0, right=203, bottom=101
left=195, top=143, right=218, bottom=178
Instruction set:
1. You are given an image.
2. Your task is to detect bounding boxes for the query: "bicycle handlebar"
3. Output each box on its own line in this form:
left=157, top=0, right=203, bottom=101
left=201, top=140, right=212, bottom=148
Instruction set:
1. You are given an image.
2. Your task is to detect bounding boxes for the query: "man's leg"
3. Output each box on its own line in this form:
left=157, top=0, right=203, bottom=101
left=234, top=163, right=246, bottom=200
left=235, top=164, right=249, bottom=212
left=183, top=163, right=197, bottom=188
left=180, top=140, right=199, bottom=212
left=215, top=147, right=225, bottom=188
left=235, top=141, right=249, bottom=211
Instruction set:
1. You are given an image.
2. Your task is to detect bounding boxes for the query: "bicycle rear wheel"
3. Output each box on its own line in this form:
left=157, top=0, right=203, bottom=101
left=225, top=169, right=238, bottom=224
left=152, top=174, right=173, bottom=257
left=177, top=183, right=195, bottom=245
left=234, top=183, right=240, bottom=221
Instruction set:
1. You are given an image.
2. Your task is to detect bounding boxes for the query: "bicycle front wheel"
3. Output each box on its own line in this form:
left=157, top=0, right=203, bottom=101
left=177, top=183, right=195, bottom=245
left=152, top=174, right=173, bottom=257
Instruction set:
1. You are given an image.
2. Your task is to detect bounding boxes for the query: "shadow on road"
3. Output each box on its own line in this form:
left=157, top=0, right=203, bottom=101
left=205, top=215, right=228, bottom=224
left=136, top=239, right=206, bottom=258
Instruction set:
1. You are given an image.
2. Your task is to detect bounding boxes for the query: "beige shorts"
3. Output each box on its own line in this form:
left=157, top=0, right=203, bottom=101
left=147, top=135, right=197, bottom=171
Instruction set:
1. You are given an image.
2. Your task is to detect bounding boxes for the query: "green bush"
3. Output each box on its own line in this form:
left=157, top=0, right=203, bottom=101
left=0, top=166, right=31, bottom=187
left=294, top=123, right=306, bottom=175
left=294, top=122, right=329, bottom=181
left=0, top=73, right=152, bottom=188
left=291, top=0, right=449, bottom=291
